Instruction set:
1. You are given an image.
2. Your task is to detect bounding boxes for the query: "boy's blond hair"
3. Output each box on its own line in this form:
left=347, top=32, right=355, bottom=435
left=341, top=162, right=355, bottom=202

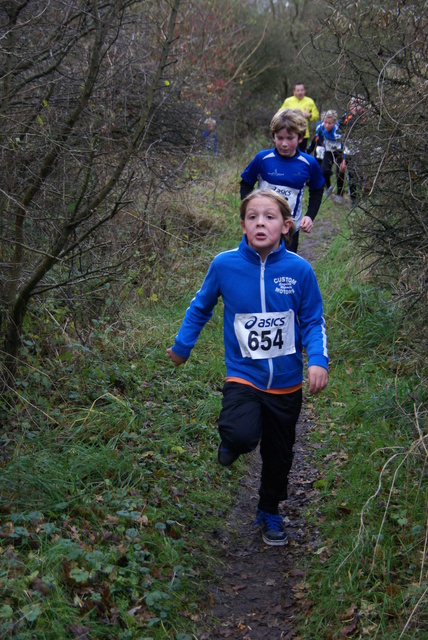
left=270, top=108, right=307, bottom=140
left=240, top=189, right=296, bottom=246
left=323, top=109, right=338, bottom=122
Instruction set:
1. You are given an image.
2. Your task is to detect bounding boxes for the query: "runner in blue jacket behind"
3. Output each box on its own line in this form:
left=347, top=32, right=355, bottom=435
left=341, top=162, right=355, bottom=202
left=240, top=109, right=325, bottom=253
left=167, top=190, right=328, bottom=546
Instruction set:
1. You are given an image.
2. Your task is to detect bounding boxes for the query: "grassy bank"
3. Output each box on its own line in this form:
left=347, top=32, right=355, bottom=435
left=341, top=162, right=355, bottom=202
left=0, top=161, right=245, bottom=640
left=301, top=229, right=427, bottom=638
left=1, top=157, right=426, bottom=639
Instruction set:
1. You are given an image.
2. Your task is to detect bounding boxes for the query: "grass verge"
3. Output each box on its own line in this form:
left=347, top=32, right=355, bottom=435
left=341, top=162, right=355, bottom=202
left=0, top=159, right=243, bottom=640
left=300, top=227, right=427, bottom=639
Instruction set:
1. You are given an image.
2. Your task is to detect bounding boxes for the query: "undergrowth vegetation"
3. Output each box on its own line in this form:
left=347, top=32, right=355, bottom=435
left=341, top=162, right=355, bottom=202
left=0, top=156, right=426, bottom=639
left=0, top=159, right=243, bottom=640
left=303, top=232, right=427, bottom=639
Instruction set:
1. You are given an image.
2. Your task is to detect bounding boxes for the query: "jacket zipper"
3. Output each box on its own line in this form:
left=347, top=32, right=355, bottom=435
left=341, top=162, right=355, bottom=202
left=260, top=257, right=274, bottom=389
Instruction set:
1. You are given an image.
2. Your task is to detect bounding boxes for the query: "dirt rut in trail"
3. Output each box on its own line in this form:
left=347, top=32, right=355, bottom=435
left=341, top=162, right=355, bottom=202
left=198, top=410, right=321, bottom=640
left=198, top=206, right=342, bottom=639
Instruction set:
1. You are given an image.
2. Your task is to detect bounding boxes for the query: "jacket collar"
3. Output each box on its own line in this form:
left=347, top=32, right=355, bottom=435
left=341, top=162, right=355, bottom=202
left=238, top=235, right=288, bottom=264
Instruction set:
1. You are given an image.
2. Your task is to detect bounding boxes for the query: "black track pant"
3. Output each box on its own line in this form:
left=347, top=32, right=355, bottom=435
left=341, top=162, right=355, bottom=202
left=218, top=382, right=302, bottom=514
left=288, top=230, right=299, bottom=254
left=322, top=150, right=345, bottom=194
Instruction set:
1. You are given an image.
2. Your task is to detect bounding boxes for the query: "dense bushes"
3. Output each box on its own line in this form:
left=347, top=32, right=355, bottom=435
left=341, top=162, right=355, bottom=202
left=312, top=0, right=428, bottom=367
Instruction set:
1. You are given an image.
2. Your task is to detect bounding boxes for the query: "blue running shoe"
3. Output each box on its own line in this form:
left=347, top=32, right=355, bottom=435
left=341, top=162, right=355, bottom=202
left=255, top=510, right=288, bottom=546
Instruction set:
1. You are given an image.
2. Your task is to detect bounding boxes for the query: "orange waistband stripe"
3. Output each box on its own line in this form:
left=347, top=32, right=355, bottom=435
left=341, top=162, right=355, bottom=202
left=225, top=377, right=302, bottom=395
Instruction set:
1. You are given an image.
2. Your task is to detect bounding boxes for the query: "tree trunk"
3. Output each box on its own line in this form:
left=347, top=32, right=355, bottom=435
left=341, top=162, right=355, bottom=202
left=1, top=0, right=183, bottom=390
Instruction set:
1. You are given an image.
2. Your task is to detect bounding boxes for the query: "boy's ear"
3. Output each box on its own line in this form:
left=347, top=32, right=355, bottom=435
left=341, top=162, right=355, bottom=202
left=240, top=219, right=246, bottom=233
left=282, top=219, right=293, bottom=234
left=298, top=135, right=304, bottom=143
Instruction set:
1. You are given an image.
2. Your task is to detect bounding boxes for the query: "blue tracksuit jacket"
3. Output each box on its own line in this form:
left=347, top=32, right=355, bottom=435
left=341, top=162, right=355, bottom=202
left=316, top=122, right=343, bottom=152
left=171, top=236, right=328, bottom=390
left=240, top=149, right=325, bottom=230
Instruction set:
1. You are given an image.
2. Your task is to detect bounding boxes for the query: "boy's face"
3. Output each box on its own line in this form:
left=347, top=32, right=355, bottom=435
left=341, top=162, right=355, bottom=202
left=273, top=128, right=302, bottom=157
left=323, top=117, right=336, bottom=132
left=241, top=196, right=292, bottom=260
left=293, top=84, right=306, bottom=100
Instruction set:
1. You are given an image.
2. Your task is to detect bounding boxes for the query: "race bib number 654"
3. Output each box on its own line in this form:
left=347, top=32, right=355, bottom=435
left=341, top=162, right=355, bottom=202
left=234, top=311, right=296, bottom=360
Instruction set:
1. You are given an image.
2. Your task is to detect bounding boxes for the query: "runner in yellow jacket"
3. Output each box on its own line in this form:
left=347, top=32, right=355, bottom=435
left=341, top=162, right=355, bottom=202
left=281, top=82, right=319, bottom=151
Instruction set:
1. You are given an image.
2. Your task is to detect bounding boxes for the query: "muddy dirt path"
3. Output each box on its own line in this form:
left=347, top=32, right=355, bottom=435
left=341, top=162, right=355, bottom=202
left=198, top=204, right=342, bottom=639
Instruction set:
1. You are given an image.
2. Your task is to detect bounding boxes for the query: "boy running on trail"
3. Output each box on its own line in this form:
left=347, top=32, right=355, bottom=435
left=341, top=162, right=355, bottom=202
left=167, top=190, right=328, bottom=546
left=316, top=110, right=345, bottom=204
left=240, top=108, right=325, bottom=254
left=340, top=97, right=366, bottom=205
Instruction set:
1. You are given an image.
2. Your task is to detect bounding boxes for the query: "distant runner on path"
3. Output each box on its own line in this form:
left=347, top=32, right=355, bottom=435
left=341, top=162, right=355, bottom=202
left=240, top=108, right=325, bottom=253
left=280, top=82, right=319, bottom=151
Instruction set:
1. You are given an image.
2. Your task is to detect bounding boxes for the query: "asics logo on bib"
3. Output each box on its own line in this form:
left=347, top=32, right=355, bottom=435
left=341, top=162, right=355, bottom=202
left=271, top=186, right=292, bottom=198
left=244, top=315, right=288, bottom=329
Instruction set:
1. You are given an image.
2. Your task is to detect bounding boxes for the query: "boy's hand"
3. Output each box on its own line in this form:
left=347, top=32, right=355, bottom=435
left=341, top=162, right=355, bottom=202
left=307, top=365, right=328, bottom=394
left=166, top=348, right=188, bottom=367
left=300, top=215, right=313, bottom=233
